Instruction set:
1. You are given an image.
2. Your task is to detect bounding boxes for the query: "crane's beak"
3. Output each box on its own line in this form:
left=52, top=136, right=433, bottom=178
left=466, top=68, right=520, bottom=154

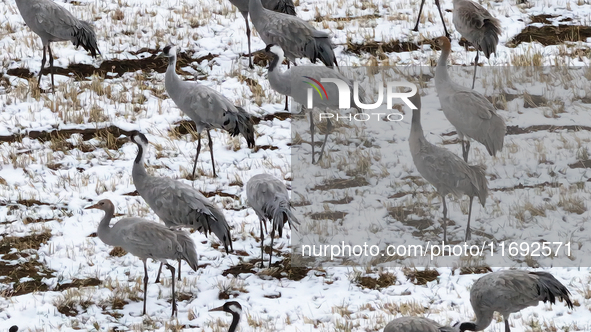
left=85, top=203, right=100, bottom=210
left=209, top=305, right=224, bottom=312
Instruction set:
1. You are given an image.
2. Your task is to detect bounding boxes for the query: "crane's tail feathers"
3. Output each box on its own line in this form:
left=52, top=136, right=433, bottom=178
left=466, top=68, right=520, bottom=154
left=176, top=231, right=199, bottom=271
left=468, top=164, right=488, bottom=206
left=481, top=17, right=501, bottom=58
left=73, top=20, right=100, bottom=57
left=270, top=194, right=300, bottom=237
left=531, top=272, right=574, bottom=309
left=484, top=114, right=506, bottom=157
left=208, top=214, right=234, bottom=253
left=272, top=0, right=297, bottom=15
left=305, top=37, right=337, bottom=69
left=229, top=107, right=256, bottom=149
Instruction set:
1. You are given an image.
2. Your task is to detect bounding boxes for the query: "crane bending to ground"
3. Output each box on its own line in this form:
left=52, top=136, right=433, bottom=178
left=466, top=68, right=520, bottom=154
left=383, top=317, right=457, bottom=332
left=129, top=132, right=233, bottom=282
left=434, top=36, right=506, bottom=163
left=86, top=199, right=198, bottom=317
left=160, top=45, right=255, bottom=179
left=457, top=269, right=573, bottom=332
left=246, top=173, right=299, bottom=267
left=15, top=0, right=100, bottom=93
left=408, top=89, right=487, bottom=242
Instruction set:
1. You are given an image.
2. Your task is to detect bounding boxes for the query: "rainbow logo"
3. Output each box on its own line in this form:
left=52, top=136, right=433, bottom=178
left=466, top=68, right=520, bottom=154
left=302, top=76, right=329, bottom=100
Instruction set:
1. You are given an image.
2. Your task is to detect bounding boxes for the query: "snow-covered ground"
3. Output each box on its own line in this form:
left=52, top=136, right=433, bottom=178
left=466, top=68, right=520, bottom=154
left=0, top=0, right=590, bottom=330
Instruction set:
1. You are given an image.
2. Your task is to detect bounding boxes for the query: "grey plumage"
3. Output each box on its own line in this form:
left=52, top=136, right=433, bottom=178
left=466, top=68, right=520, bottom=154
left=408, top=90, right=488, bottom=242
left=383, top=317, right=457, bottom=332
left=130, top=132, right=233, bottom=282
left=86, top=199, right=198, bottom=317
left=249, top=0, right=337, bottom=68
left=15, top=0, right=100, bottom=93
left=228, top=0, right=296, bottom=68
left=246, top=173, right=299, bottom=267
left=452, top=0, right=502, bottom=88
left=265, top=44, right=366, bottom=163
left=458, top=270, right=573, bottom=332
left=434, top=36, right=506, bottom=164
left=210, top=301, right=243, bottom=332
left=160, top=45, right=255, bottom=179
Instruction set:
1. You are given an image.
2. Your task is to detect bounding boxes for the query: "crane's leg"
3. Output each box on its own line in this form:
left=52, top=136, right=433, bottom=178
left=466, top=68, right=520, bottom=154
left=244, top=16, right=254, bottom=69
left=284, top=62, right=290, bottom=111
left=316, top=118, right=333, bottom=164
left=165, top=263, right=177, bottom=317
left=471, top=51, right=480, bottom=89
left=465, top=196, right=474, bottom=241
left=441, top=195, right=448, bottom=243
left=48, top=43, right=55, bottom=93
left=155, top=262, right=163, bottom=283
left=142, top=260, right=149, bottom=316
left=207, top=130, right=217, bottom=177
left=412, top=0, right=427, bottom=32
left=38, top=45, right=47, bottom=90
left=310, top=109, right=316, bottom=164
left=504, top=318, right=510, bottom=332
left=191, top=132, right=202, bottom=180
left=269, top=226, right=276, bottom=267
left=259, top=218, right=265, bottom=268
left=434, top=0, right=451, bottom=40
left=177, top=258, right=181, bottom=281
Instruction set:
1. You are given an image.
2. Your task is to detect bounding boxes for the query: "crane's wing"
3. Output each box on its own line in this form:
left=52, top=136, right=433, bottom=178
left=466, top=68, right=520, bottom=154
left=453, top=1, right=492, bottom=31
left=32, top=1, right=85, bottom=41
left=119, top=222, right=179, bottom=259
left=261, top=12, right=327, bottom=48
left=247, top=174, right=287, bottom=219
left=449, top=91, right=495, bottom=120
left=383, top=317, right=442, bottom=332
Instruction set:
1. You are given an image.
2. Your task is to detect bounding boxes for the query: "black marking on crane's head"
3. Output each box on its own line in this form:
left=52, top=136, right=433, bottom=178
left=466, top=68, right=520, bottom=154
left=209, top=301, right=243, bottom=315
left=265, top=44, right=275, bottom=53
left=9, top=326, right=18, bottom=332
left=161, top=45, right=177, bottom=58
left=130, top=132, right=149, bottom=146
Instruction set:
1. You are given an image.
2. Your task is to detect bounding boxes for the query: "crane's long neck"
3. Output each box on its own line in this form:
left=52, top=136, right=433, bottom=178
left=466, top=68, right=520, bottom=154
left=228, top=312, right=240, bottom=332
left=435, top=48, right=452, bottom=87
left=96, top=205, right=116, bottom=246
left=132, top=143, right=148, bottom=180
left=248, top=0, right=265, bottom=20
left=268, top=52, right=291, bottom=96
left=165, top=55, right=183, bottom=103
left=409, top=108, right=427, bottom=152
left=460, top=311, right=494, bottom=331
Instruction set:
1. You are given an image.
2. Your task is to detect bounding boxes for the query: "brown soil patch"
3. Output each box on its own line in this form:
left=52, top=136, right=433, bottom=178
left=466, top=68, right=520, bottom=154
left=355, top=272, right=397, bottom=290
left=508, top=25, right=591, bottom=47
left=403, top=268, right=440, bottom=285
left=312, top=177, right=369, bottom=191
left=55, top=277, right=101, bottom=291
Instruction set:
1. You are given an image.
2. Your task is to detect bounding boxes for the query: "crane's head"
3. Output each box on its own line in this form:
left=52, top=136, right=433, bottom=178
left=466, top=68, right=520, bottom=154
left=85, top=199, right=114, bottom=211
left=433, top=36, right=451, bottom=51
left=9, top=326, right=18, bottom=332
left=209, top=301, right=243, bottom=316
left=129, top=132, right=149, bottom=147
left=265, top=44, right=284, bottom=60
left=159, top=45, right=177, bottom=58
left=453, top=322, right=474, bottom=332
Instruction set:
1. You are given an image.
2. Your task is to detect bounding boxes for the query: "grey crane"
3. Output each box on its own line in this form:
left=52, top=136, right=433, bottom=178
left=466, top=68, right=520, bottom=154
left=246, top=173, right=300, bottom=267
left=415, top=0, right=501, bottom=89
left=434, top=36, right=506, bottom=163
left=408, top=89, right=487, bottom=242
left=457, top=270, right=573, bottom=332
left=15, top=0, right=100, bottom=93
left=160, top=45, right=255, bottom=179
left=265, top=44, right=366, bottom=163
left=9, top=326, right=18, bottom=332
left=129, top=132, right=233, bottom=282
left=383, top=317, right=457, bottom=332
left=227, top=0, right=295, bottom=69
left=210, top=301, right=243, bottom=332
left=249, top=0, right=337, bottom=68
left=86, top=199, right=198, bottom=317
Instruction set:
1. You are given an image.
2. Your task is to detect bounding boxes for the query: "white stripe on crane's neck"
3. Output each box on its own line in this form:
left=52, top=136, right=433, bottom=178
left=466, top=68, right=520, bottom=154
left=270, top=45, right=285, bottom=66
left=228, top=304, right=242, bottom=316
